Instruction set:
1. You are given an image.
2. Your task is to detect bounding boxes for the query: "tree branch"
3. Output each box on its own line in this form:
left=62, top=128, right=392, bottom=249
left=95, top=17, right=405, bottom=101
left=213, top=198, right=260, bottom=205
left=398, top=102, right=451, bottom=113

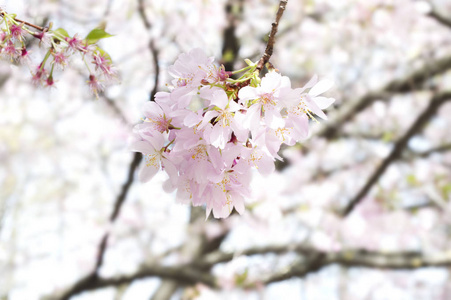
left=319, top=55, right=451, bottom=140
left=428, top=8, right=451, bottom=29
left=414, top=142, right=451, bottom=158
left=341, top=91, right=451, bottom=216
left=262, top=248, right=451, bottom=285
left=0, top=10, right=48, bottom=32
left=256, top=0, right=289, bottom=73
left=44, top=265, right=217, bottom=300
left=45, top=244, right=451, bottom=297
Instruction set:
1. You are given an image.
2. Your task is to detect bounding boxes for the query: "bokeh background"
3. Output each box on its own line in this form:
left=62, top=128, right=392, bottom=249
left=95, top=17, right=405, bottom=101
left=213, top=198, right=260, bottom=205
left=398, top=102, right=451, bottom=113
left=1, top=0, right=451, bottom=299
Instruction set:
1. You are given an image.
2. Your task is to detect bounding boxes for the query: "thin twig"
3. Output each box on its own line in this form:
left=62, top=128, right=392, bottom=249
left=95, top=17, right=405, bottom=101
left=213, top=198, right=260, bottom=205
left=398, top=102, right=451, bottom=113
left=319, top=55, right=451, bottom=140
left=0, top=11, right=47, bottom=31
left=428, top=8, right=451, bottom=29
left=44, top=245, right=451, bottom=297
left=341, top=91, right=451, bottom=216
left=256, top=0, right=289, bottom=73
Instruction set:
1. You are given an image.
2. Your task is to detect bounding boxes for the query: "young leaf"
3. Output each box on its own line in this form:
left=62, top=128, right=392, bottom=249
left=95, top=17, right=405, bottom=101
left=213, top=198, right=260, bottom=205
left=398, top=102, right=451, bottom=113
left=95, top=46, right=112, bottom=62
left=54, top=28, right=70, bottom=38
left=85, top=28, right=113, bottom=44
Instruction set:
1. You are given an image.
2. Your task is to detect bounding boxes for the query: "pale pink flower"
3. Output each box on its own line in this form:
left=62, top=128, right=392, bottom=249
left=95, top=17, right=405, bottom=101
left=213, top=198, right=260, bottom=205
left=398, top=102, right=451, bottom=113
left=92, top=52, right=118, bottom=81
left=204, top=160, right=251, bottom=218
left=87, top=74, right=105, bottom=97
left=32, top=31, right=53, bottom=47
left=238, top=71, right=291, bottom=136
left=237, top=144, right=275, bottom=176
left=65, top=34, right=85, bottom=53
left=52, top=51, right=68, bottom=69
left=198, top=89, right=247, bottom=149
left=130, top=131, right=165, bottom=182
left=168, top=48, right=214, bottom=88
left=177, top=143, right=222, bottom=184
left=167, top=48, right=215, bottom=108
left=17, top=47, right=31, bottom=65
left=2, top=40, right=19, bottom=60
left=31, top=64, right=47, bottom=86
left=290, top=75, right=335, bottom=120
left=141, top=102, right=173, bottom=133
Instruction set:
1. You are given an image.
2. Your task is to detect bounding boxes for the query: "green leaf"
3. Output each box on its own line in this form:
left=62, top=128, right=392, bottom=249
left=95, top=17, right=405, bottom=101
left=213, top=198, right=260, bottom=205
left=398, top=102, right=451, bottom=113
left=382, top=131, right=394, bottom=142
left=222, top=49, right=235, bottom=63
left=85, top=28, right=113, bottom=44
left=406, top=174, right=418, bottom=187
left=441, top=184, right=451, bottom=199
left=53, top=28, right=70, bottom=38
left=235, top=269, right=248, bottom=286
left=95, top=46, right=112, bottom=62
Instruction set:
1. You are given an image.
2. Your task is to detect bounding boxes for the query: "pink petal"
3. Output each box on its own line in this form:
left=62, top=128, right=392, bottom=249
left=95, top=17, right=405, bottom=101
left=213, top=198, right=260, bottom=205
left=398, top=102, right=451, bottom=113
left=309, top=78, right=334, bottom=97
left=138, top=161, right=159, bottom=182
left=142, top=101, right=163, bottom=119
left=261, top=71, right=282, bottom=92
left=238, top=86, right=259, bottom=103
left=129, top=140, right=155, bottom=154
left=306, top=97, right=328, bottom=120
left=210, top=89, right=229, bottom=109
left=313, top=96, right=335, bottom=109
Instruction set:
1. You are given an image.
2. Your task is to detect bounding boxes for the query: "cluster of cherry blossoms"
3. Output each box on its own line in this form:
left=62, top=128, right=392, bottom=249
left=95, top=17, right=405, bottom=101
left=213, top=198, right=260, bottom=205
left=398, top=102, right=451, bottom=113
left=0, top=9, right=117, bottom=96
left=131, top=48, right=335, bottom=218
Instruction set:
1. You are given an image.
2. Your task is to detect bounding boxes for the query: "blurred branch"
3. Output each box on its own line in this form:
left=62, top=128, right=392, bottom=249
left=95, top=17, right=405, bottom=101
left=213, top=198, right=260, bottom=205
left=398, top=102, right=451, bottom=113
left=100, top=94, right=129, bottom=124
left=50, top=1, right=162, bottom=298
left=262, top=248, right=451, bottom=285
left=319, top=55, right=451, bottom=140
left=45, top=244, right=451, bottom=297
left=427, top=7, right=451, bottom=29
left=341, top=91, right=451, bottom=216
left=45, top=265, right=217, bottom=300
left=137, top=0, right=152, bottom=29
left=137, top=0, right=160, bottom=102
left=49, top=151, right=143, bottom=300
left=103, top=0, right=114, bottom=18
left=220, top=0, right=243, bottom=71
left=110, top=152, right=143, bottom=221
left=256, top=0, right=289, bottom=73
left=413, top=142, right=451, bottom=158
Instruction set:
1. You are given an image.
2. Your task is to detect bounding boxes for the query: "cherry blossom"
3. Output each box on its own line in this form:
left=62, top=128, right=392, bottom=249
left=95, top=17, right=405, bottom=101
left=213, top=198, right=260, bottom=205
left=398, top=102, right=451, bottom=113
left=132, top=48, right=335, bottom=218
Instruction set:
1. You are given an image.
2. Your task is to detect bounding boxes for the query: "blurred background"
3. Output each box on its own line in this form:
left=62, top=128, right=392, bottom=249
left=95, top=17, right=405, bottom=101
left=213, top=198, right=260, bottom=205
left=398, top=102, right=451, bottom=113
left=1, top=0, right=451, bottom=299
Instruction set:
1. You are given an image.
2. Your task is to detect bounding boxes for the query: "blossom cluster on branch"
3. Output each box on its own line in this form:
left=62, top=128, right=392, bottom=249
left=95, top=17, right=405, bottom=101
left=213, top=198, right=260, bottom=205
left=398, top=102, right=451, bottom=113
left=131, top=48, right=335, bottom=218
left=0, top=9, right=117, bottom=97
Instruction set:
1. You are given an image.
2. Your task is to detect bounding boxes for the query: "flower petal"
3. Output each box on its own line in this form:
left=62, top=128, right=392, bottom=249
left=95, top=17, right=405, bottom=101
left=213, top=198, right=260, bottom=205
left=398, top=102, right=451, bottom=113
left=313, top=96, right=335, bottom=110
left=309, top=78, right=334, bottom=97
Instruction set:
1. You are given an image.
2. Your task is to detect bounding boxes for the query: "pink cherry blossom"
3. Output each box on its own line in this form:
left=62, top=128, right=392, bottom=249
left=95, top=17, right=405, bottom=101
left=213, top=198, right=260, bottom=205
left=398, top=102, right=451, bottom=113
left=131, top=48, right=335, bottom=218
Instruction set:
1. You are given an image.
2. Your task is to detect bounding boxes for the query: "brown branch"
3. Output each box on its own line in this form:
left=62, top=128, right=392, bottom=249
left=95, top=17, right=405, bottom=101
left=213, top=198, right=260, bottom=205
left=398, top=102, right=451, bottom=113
left=428, top=9, right=451, bottom=29
left=256, top=0, right=289, bottom=73
left=44, top=265, right=217, bottom=300
left=137, top=0, right=152, bottom=30
left=45, top=244, right=451, bottom=297
left=341, top=91, right=451, bottom=216
left=262, top=248, right=451, bottom=285
left=49, top=151, right=143, bottom=300
left=0, top=11, right=47, bottom=31
left=220, top=0, right=243, bottom=72
left=110, top=152, right=143, bottom=221
left=414, top=142, right=451, bottom=158
left=319, top=55, right=451, bottom=140
left=52, top=2, right=159, bottom=296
